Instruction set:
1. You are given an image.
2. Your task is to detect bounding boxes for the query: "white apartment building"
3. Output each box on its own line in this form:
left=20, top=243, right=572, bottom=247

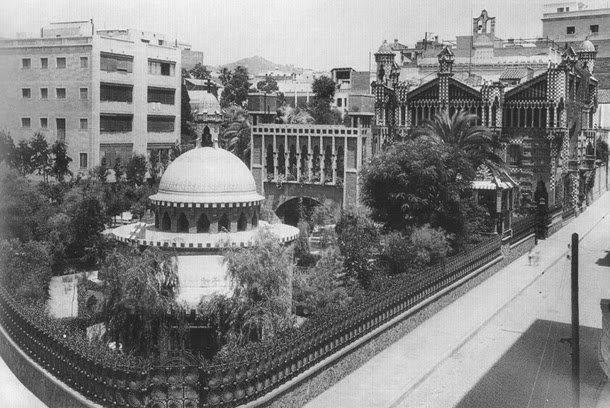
left=0, top=21, right=182, bottom=173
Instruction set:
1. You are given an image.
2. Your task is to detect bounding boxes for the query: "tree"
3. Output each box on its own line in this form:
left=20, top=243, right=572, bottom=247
left=220, top=229, right=294, bottom=345
left=220, top=104, right=251, bottom=165
left=125, top=154, right=148, bottom=185
left=335, top=207, right=379, bottom=289
left=0, top=239, right=53, bottom=305
left=50, top=140, right=72, bottom=182
left=0, top=130, right=15, bottom=164
left=30, top=132, right=52, bottom=181
left=181, top=75, right=196, bottom=146
left=278, top=105, right=314, bottom=124
left=189, top=62, right=211, bottom=80
left=360, top=137, right=474, bottom=237
left=220, top=66, right=252, bottom=108
left=0, top=165, right=52, bottom=242
left=307, top=75, right=342, bottom=125
left=256, top=76, right=279, bottom=93
left=113, top=158, right=125, bottom=182
left=98, top=247, right=180, bottom=356
left=12, top=140, right=34, bottom=175
left=412, top=110, right=502, bottom=169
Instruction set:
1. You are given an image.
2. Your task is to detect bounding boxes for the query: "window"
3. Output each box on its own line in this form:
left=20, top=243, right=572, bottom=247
left=80, top=56, right=88, bottom=68
left=100, top=83, right=133, bottom=102
left=40, top=88, right=48, bottom=99
left=147, top=87, right=175, bottom=104
left=147, top=115, right=175, bottom=132
left=100, top=53, right=133, bottom=73
left=56, top=118, right=66, bottom=141
left=56, top=57, right=66, bottom=68
left=22, top=88, right=31, bottom=98
left=40, top=58, right=48, bottom=69
left=21, top=118, right=31, bottom=128
left=80, top=118, right=88, bottom=130
left=590, top=25, right=599, bottom=34
left=557, top=7, right=564, bottom=12
left=337, top=98, right=342, bottom=107
left=80, top=88, right=88, bottom=100
left=158, top=39, right=164, bottom=46
left=507, top=145, right=522, bottom=166
left=56, top=88, right=66, bottom=99
left=567, top=26, right=575, bottom=35
left=22, top=58, right=31, bottom=69
left=40, top=118, right=48, bottom=128
left=100, top=114, right=133, bottom=132
left=148, top=60, right=175, bottom=76
left=79, top=153, right=88, bottom=169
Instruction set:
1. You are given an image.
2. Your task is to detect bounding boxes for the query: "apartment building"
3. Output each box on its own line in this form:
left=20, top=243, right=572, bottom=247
left=0, top=21, right=182, bottom=173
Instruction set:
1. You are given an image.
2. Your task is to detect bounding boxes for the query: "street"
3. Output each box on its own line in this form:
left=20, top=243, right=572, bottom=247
left=307, top=193, right=610, bottom=408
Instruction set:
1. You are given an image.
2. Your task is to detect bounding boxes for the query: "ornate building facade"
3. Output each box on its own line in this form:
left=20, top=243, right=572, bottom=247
left=373, top=39, right=600, bottom=212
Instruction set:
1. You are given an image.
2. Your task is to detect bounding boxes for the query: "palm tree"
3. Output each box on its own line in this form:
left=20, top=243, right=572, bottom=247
left=220, top=104, right=251, bottom=165
left=413, top=109, right=503, bottom=168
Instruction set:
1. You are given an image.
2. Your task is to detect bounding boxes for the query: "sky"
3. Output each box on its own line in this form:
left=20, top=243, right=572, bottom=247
left=0, top=0, right=606, bottom=71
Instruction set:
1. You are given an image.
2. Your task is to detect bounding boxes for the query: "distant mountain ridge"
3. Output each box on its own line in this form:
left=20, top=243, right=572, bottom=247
left=220, top=55, right=304, bottom=76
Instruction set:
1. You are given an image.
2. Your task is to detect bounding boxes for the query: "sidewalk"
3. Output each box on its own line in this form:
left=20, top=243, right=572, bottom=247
left=306, top=192, right=610, bottom=408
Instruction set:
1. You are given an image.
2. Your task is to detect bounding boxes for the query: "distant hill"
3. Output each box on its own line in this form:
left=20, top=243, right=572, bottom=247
left=221, top=55, right=304, bottom=76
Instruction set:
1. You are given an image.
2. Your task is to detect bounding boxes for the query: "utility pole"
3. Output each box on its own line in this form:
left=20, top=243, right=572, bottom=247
left=571, top=232, right=580, bottom=408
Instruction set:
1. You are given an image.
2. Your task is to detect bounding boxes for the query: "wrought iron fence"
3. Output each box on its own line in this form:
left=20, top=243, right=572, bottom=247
left=0, top=236, right=502, bottom=408
left=510, top=215, right=537, bottom=244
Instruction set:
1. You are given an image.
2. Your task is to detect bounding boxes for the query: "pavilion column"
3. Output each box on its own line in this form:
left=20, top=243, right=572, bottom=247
left=546, top=106, right=551, bottom=128
left=319, top=135, right=325, bottom=184
left=530, top=107, right=535, bottom=127
left=307, top=136, right=312, bottom=181
left=517, top=107, right=522, bottom=127
left=538, top=107, right=543, bottom=128
left=496, top=189, right=502, bottom=233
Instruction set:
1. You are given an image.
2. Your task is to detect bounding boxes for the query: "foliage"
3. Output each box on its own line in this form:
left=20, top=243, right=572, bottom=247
left=113, top=158, right=125, bottom=182
left=309, top=201, right=341, bottom=228
left=221, top=229, right=294, bottom=345
left=220, top=104, right=251, bottom=164
left=0, top=239, right=52, bottom=304
left=220, top=66, right=252, bottom=108
left=180, top=79, right=196, bottom=146
left=12, top=140, right=35, bottom=176
left=412, top=109, right=502, bottom=169
left=125, top=154, right=148, bottom=186
left=30, top=132, right=52, bottom=181
left=360, top=138, right=474, bottom=239
left=50, top=141, right=72, bottom=182
left=189, top=62, right=211, bottom=80
left=0, top=130, right=15, bottom=164
left=0, top=165, right=52, bottom=241
left=307, top=99, right=342, bottom=125
left=256, top=76, right=279, bottom=93
left=259, top=202, right=280, bottom=224
left=292, top=247, right=349, bottom=317
left=335, top=207, right=379, bottom=289
left=278, top=105, right=314, bottom=124
left=597, top=138, right=609, bottom=163
left=89, top=165, right=109, bottom=183
left=294, top=221, right=318, bottom=267
left=98, top=247, right=180, bottom=356
left=311, top=76, right=336, bottom=101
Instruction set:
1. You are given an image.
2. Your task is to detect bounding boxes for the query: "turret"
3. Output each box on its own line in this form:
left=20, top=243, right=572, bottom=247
left=437, top=46, right=455, bottom=76
left=578, top=39, right=597, bottom=74
left=374, top=40, right=396, bottom=84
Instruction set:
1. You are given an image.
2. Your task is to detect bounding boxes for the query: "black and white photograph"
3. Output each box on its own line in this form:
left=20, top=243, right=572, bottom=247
left=0, top=1, right=609, bottom=407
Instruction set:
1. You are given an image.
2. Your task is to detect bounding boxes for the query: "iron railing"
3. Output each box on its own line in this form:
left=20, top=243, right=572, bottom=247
left=0, top=236, right=502, bottom=407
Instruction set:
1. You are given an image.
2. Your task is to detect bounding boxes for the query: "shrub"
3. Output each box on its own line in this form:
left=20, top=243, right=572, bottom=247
left=0, top=239, right=52, bottom=304
left=335, top=207, right=379, bottom=289
left=309, top=201, right=341, bottom=228
left=125, top=154, right=148, bottom=185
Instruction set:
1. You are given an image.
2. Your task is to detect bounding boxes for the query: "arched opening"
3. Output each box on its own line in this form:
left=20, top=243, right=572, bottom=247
left=277, top=144, right=285, bottom=176
left=300, top=145, right=308, bottom=181
left=266, top=143, right=274, bottom=179
left=275, top=197, right=321, bottom=227
left=218, top=213, right=230, bottom=232
left=312, top=144, right=321, bottom=182
left=202, top=126, right=212, bottom=147
left=177, top=213, right=189, bottom=233
left=336, top=146, right=344, bottom=183
left=237, top=212, right=247, bottom=231
left=197, top=213, right=210, bottom=233
left=161, top=212, right=171, bottom=231
left=251, top=211, right=258, bottom=228
left=154, top=210, right=159, bottom=229
left=324, top=145, right=333, bottom=183
left=288, top=144, right=297, bottom=180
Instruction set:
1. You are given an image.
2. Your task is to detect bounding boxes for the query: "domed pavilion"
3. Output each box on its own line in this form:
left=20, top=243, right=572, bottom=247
left=109, top=138, right=299, bottom=308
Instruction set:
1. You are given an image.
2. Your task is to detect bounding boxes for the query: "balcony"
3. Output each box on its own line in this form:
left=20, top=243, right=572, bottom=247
left=147, top=131, right=178, bottom=145
left=100, top=101, right=133, bottom=115
left=147, top=75, right=178, bottom=89
left=100, top=131, right=134, bottom=144
left=100, top=70, right=133, bottom=85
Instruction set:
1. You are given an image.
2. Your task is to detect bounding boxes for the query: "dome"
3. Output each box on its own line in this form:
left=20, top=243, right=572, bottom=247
left=188, top=90, right=221, bottom=115
left=580, top=39, right=596, bottom=53
left=150, top=147, right=264, bottom=205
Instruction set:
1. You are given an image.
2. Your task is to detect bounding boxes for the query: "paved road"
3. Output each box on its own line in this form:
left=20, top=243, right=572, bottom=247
left=0, top=354, right=46, bottom=407
left=307, top=192, right=610, bottom=408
